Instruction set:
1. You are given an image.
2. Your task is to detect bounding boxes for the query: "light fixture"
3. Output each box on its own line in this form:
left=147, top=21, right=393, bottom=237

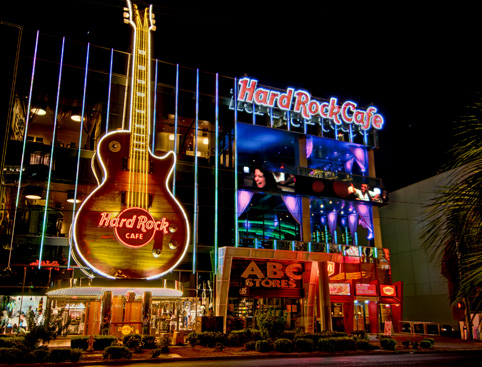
left=24, top=186, right=43, bottom=200
left=67, top=191, right=81, bottom=204
left=168, top=134, right=175, bottom=141
left=202, top=137, right=209, bottom=145
left=30, top=101, right=47, bottom=116
left=70, top=107, right=82, bottom=122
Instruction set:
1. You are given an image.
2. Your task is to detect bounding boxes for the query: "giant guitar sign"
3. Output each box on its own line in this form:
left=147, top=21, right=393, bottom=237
left=71, top=1, right=189, bottom=279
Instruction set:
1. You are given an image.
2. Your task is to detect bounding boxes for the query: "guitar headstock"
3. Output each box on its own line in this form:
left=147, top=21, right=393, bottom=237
left=123, top=0, right=156, bottom=32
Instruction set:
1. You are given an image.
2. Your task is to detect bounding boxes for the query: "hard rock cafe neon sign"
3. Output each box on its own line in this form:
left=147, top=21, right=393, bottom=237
left=98, top=208, right=170, bottom=248
left=70, top=1, right=189, bottom=280
left=235, top=77, right=384, bottom=132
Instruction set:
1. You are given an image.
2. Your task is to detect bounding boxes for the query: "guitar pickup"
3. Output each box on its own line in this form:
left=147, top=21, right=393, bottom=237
left=121, top=191, right=153, bottom=208
left=123, top=157, right=153, bottom=174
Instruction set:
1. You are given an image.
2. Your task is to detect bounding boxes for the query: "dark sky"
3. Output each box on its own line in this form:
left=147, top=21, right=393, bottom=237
left=2, top=1, right=481, bottom=191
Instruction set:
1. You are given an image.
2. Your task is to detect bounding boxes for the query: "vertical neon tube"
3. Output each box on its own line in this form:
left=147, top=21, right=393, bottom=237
left=151, top=59, right=158, bottom=153
left=8, top=31, right=39, bottom=269
left=39, top=37, right=65, bottom=268
left=105, top=48, right=114, bottom=132
left=173, top=64, right=179, bottom=196
left=234, top=78, right=239, bottom=247
left=68, top=42, right=90, bottom=268
left=214, top=73, right=219, bottom=274
left=192, top=69, right=199, bottom=274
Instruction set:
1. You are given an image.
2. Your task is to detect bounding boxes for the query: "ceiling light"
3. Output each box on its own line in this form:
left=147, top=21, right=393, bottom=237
left=25, top=186, right=43, bottom=200
left=67, top=191, right=81, bottom=204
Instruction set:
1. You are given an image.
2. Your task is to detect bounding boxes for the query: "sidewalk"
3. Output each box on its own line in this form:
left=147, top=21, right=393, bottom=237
left=388, top=333, right=482, bottom=350
left=13, top=334, right=481, bottom=367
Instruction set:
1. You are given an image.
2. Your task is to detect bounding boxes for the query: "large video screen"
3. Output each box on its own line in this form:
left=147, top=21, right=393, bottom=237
left=240, top=167, right=384, bottom=204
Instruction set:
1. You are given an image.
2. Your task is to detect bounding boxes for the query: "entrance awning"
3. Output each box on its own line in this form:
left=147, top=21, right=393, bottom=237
left=379, top=297, right=401, bottom=304
left=46, top=277, right=183, bottom=298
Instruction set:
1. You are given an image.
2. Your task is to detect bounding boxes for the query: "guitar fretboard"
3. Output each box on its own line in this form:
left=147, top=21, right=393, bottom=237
left=127, top=5, right=152, bottom=209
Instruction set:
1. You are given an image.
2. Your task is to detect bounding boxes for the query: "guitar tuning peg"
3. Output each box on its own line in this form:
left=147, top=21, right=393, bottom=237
left=152, top=19, right=156, bottom=25
left=152, top=26, right=157, bottom=31
left=123, top=12, right=129, bottom=18
left=123, top=7, right=129, bottom=11
left=123, top=19, right=130, bottom=24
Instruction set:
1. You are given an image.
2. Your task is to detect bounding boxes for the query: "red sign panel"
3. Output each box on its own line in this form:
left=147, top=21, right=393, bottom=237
left=329, top=283, right=351, bottom=296
left=380, top=285, right=397, bottom=297
left=229, top=259, right=304, bottom=298
left=355, top=283, right=377, bottom=296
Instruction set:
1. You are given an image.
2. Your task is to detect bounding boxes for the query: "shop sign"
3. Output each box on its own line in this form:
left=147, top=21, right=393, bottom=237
left=240, top=260, right=303, bottom=289
left=329, top=283, right=351, bottom=296
left=355, top=283, right=377, bottom=296
left=380, top=285, right=396, bottom=297
left=235, top=77, right=384, bottom=132
left=29, top=260, right=60, bottom=271
left=327, top=261, right=336, bottom=277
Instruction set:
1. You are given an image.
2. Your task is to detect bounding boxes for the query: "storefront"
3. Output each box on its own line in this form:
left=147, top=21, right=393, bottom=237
left=0, top=295, right=46, bottom=334
left=43, top=278, right=210, bottom=337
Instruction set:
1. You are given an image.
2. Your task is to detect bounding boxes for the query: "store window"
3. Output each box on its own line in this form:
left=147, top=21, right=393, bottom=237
left=238, top=193, right=301, bottom=242
left=331, top=303, right=345, bottom=332
left=353, top=301, right=370, bottom=332
left=227, top=297, right=302, bottom=331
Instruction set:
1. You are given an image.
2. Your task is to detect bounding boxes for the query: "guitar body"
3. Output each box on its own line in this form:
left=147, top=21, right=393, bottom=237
left=72, top=130, right=189, bottom=279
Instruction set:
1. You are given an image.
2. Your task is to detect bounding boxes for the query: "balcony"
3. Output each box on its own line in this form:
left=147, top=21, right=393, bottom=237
left=238, top=237, right=377, bottom=260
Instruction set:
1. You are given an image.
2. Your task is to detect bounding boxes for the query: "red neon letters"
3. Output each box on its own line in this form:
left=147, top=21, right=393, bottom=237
left=98, top=208, right=169, bottom=248
left=238, top=77, right=384, bottom=131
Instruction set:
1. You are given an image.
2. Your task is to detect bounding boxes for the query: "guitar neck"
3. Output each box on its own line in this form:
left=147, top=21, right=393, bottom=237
left=125, top=2, right=155, bottom=208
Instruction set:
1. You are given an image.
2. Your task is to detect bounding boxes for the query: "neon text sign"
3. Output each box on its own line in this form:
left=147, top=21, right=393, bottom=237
left=237, top=77, right=384, bottom=131
left=240, top=260, right=303, bottom=288
left=98, top=207, right=169, bottom=248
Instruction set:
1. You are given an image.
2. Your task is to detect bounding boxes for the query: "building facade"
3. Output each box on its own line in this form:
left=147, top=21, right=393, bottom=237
left=0, top=2, right=399, bottom=338
left=379, top=171, right=482, bottom=339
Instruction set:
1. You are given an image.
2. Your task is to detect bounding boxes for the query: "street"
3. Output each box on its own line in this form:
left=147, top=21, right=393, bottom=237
left=80, top=351, right=482, bottom=367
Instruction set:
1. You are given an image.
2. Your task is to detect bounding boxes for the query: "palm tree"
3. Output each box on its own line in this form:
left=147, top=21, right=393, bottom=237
left=421, top=91, right=482, bottom=341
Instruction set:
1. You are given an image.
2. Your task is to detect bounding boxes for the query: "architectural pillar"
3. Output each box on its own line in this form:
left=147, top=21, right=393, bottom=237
left=100, top=291, right=112, bottom=335
left=318, top=261, right=332, bottom=331
left=143, top=291, right=152, bottom=335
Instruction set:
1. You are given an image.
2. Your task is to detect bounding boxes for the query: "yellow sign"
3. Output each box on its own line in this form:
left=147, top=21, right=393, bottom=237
left=120, top=325, right=134, bottom=335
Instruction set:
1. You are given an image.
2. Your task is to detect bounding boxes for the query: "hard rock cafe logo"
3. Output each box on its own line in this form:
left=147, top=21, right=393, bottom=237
left=236, top=77, right=384, bottom=131
left=98, top=207, right=169, bottom=248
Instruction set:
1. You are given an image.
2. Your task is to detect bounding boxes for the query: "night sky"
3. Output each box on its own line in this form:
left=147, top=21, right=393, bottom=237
left=2, top=1, right=481, bottom=191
